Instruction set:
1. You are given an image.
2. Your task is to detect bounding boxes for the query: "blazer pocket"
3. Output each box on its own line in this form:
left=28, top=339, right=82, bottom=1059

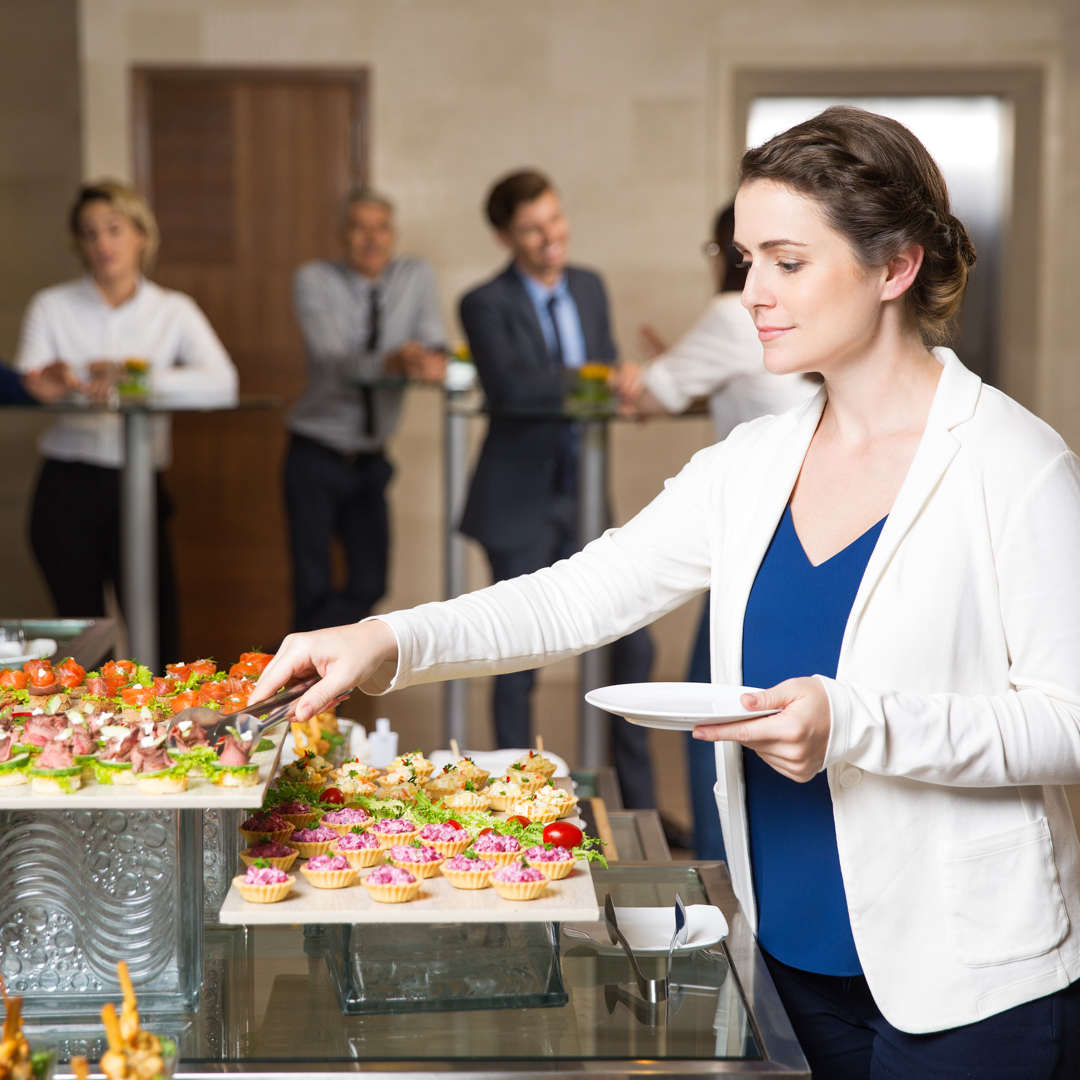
left=940, top=817, right=1069, bottom=967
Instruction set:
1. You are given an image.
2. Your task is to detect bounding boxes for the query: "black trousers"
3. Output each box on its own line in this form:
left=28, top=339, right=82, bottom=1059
left=29, top=458, right=180, bottom=665
left=763, top=949, right=1080, bottom=1080
left=284, top=434, right=393, bottom=632
left=485, top=494, right=657, bottom=809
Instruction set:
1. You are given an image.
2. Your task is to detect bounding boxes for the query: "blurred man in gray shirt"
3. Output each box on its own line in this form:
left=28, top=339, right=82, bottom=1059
left=286, top=188, right=446, bottom=630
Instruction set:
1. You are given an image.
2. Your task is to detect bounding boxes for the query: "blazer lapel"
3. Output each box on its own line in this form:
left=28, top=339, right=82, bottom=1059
left=837, top=349, right=982, bottom=669
left=722, top=387, right=828, bottom=681
left=500, top=265, right=550, bottom=368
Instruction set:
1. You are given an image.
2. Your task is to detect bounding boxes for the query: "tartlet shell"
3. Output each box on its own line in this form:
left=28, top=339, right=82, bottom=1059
left=240, top=848, right=298, bottom=872
left=491, top=878, right=548, bottom=900
left=234, top=873, right=295, bottom=903
left=300, top=865, right=358, bottom=889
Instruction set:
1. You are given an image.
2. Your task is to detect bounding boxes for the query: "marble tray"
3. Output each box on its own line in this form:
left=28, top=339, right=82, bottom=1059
left=218, top=856, right=600, bottom=924
left=0, top=728, right=285, bottom=810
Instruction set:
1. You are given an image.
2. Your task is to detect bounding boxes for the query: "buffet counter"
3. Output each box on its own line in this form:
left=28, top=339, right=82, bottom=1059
left=37, top=860, right=808, bottom=1078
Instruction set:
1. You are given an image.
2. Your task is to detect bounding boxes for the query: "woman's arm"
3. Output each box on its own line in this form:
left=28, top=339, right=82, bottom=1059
left=642, top=296, right=763, bottom=414
left=253, top=443, right=717, bottom=719
left=152, top=296, right=238, bottom=406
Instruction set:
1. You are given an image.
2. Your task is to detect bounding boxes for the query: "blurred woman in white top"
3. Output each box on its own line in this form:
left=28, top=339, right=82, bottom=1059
left=16, top=180, right=238, bottom=662
left=613, top=205, right=818, bottom=861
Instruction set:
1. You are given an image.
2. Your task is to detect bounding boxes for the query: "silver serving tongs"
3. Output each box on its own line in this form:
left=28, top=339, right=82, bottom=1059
left=604, top=894, right=668, bottom=1003
left=666, top=893, right=689, bottom=982
left=164, top=678, right=319, bottom=749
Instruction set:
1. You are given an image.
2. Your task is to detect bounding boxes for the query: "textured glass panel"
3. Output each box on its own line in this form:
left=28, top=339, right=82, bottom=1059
left=0, top=808, right=202, bottom=1015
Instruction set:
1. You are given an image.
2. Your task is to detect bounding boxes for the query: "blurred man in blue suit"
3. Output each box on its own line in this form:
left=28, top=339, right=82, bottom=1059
left=459, top=170, right=655, bottom=808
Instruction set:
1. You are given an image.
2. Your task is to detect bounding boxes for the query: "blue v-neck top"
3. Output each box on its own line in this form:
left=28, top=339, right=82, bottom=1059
left=741, top=504, right=887, bottom=976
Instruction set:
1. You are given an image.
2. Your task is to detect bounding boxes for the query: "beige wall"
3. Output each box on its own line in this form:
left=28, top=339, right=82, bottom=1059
left=0, top=1, right=83, bottom=618
left=4, top=0, right=1073, bottom=827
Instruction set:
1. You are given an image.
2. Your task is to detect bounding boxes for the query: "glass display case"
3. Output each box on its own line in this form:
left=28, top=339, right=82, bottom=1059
left=30, top=863, right=809, bottom=1077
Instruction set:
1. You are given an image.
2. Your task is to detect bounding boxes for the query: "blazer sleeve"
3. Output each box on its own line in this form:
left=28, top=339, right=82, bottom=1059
left=822, top=450, right=1080, bottom=787
left=364, top=442, right=717, bottom=693
left=459, top=286, right=564, bottom=411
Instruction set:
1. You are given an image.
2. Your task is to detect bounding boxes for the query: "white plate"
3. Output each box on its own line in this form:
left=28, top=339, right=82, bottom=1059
left=563, top=904, right=728, bottom=955
left=584, top=682, right=779, bottom=731
left=0, top=639, right=57, bottom=668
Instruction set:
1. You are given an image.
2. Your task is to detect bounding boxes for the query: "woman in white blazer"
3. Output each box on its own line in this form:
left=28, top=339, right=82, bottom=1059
left=254, top=107, right=1080, bottom=1076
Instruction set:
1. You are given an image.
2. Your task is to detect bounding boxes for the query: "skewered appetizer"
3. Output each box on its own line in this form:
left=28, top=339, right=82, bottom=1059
left=0, top=975, right=54, bottom=1080
left=99, top=961, right=176, bottom=1080
left=447, top=756, right=490, bottom=788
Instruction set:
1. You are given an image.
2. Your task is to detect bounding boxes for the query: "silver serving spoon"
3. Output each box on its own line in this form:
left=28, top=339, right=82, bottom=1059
left=164, top=678, right=318, bottom=750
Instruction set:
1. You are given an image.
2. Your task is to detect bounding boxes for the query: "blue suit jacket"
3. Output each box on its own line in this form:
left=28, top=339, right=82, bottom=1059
left=458, top=263, right=616, bottom=552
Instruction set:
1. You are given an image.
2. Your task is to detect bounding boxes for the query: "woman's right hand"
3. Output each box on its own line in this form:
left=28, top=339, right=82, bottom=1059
left=248, top=619, right=399, bottom=721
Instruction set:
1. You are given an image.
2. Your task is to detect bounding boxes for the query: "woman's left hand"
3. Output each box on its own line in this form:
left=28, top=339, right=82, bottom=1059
left=692, top=677, right=832, bottom=783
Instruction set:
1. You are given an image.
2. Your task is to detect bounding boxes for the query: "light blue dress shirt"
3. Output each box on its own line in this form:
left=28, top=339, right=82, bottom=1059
left=515, top=268, right=587, bottom=369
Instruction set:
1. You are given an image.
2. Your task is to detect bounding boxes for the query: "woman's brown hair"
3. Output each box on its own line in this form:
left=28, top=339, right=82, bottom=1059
left=738, top=105, right=977, bottom=345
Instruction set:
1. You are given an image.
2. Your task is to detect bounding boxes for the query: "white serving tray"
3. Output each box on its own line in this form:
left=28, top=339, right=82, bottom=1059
left=0, top=728, right=286, bottom=810
left=218, top=855, right=600, bottom=925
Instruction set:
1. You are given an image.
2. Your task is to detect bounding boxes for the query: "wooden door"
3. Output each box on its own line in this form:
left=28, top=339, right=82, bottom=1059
left=133, top=67, right=368, bottom=663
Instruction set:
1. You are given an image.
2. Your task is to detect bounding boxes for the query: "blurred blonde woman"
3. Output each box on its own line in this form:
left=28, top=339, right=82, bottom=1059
left=16, top=180, right=237, bottom=662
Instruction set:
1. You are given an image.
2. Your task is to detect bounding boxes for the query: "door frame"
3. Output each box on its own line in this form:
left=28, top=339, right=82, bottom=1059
left=131, top=65, right=370, bottom=200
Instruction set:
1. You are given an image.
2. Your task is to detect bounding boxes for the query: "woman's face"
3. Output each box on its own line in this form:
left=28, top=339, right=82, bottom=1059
left=734, top=179, right=901, bottom=378
left=77, top=201, right=145, bottom=284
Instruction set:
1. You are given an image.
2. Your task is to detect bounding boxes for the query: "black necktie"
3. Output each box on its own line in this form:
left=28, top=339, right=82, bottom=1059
left=363, top=286, right=380, bottom=438
left=546, top=295, right=564, bottom=368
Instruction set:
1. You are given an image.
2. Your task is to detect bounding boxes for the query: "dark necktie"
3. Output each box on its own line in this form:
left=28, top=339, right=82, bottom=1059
left=546, top=295, right=564, bottom=368
left=363, top=286, right=380, bottom=438
left=547, top=292, right=576, bottom=495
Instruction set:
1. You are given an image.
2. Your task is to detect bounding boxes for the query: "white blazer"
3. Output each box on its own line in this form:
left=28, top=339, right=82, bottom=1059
left=373, top=349, right=1080, bottom=1033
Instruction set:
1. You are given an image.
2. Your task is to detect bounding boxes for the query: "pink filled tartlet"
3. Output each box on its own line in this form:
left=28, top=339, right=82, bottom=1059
left=444, top=854, right=497, bottom=873
left=472, top=832, right=522, bottom=866
left=371, top=817, right=418, bottom=847
left=306, top=853, right=350, bottom=872
left=245, top=864, right=290, bottom=885
left=491, top=862, right=548, bottom=900
left=418, top=822, right=471, bottom=856
left=323, top=807, right=371, bottom=827
left=386, top=843, right=445, bottom=878
left=248, top=839, right=296, bottom=858
left=367, top=864, right=416, bottom=885
left=364, top=862, right=422, bottom=902
left=335, top=829, right=379, bottom=850
left=290, top=824, right=338, bottom=843
left=524, top=844, right=577, bottom=879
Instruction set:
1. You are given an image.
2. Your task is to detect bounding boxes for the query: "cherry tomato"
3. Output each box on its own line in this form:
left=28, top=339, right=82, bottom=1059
left=54, top=658, right=85, bottom=689
left=121, top=686, right=154, bottom=708
left=171, top=690, right=200, bottom=714
left=542, top=822, right=584, bottom=850
left=477, top=827, right=493, bottom=836
left=508, top=815, right=531, bottom=829
left=0, top=669, right=28, bottom=690
left=445, top=819, right=463, bottom=830
left=189, top=660, right=217, bottom=677
left=239, top=651, right=274, bottom=673
left=320, top=788, right=345, bottom=805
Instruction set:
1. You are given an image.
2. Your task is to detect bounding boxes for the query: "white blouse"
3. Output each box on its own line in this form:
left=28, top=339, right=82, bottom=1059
left=641, top=291, right=817, bottom=438
left=15, top=276, right=238, bottom=469
left=368, top=349, right=1080, bottom=1033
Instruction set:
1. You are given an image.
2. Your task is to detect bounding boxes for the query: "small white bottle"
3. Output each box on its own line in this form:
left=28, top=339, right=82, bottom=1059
left=367, top=717, right=399, bottom=769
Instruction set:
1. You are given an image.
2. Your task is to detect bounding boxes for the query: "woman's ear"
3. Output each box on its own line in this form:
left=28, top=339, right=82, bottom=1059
left=881, top=245, right=924, bottom=302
